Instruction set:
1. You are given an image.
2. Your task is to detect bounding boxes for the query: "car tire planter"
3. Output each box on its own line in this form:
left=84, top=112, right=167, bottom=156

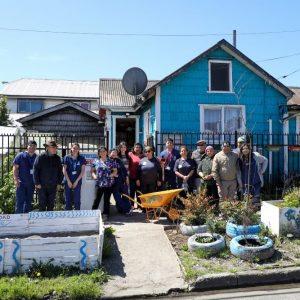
left=230, top=234, right=275, bottom=261
left=226, top=221, right=261, bottom=238
left=179, top=222, right=208, bottom=236
left=188, top=233, right=225, bottom=254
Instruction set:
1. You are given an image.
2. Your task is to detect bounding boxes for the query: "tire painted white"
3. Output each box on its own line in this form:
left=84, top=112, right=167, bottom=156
left=188, top=233, right=225, bottom=253
left=179, top=222, right=208, bottom=236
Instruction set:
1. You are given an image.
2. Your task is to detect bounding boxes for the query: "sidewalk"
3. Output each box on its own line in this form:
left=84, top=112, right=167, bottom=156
left=101, top=208, right=187, bottom=299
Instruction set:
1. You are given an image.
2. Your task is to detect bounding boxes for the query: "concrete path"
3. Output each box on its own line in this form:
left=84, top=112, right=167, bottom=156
left=101, top=208, right=187, bottom=299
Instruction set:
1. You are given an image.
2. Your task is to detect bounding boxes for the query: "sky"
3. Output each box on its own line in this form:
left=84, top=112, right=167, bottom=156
left=1, top=0, right=300, bottom=88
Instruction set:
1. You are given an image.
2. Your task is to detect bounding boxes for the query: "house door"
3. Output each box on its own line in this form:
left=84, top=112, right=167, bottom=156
left=116, top=118, right=136, bottom=149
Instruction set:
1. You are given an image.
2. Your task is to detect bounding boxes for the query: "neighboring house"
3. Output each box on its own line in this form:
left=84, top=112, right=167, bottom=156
left=0, top=78, right=101, bottom=136
left=99, top=78, right=158, bottom=148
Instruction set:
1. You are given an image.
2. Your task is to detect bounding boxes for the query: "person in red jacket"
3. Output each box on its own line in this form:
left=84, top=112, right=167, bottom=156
left=128, top=142, right=144, bottom=207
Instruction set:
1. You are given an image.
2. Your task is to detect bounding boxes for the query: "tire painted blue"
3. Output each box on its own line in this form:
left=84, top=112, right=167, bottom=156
left=188, top=233, right=225, bottom=254
left=226, top=221, right=261, bottom=238
left=230, top=234, right=275, bottom=261
left=180, top=222, right=208, bottom=236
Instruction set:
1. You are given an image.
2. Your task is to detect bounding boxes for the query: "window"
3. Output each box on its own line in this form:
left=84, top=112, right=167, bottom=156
left=75, top=102, right=90, bottom=110
left=200, top=105, right=245, bottom=133
left=17, top=99, right=43, bottom=113
left=143, top=109, right=151, bottom=138
left=209, top=60, right=232, bottom=92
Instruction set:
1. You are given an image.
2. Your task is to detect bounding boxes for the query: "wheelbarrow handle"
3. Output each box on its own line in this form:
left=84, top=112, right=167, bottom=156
left=121, top=194, right=143, bottom=208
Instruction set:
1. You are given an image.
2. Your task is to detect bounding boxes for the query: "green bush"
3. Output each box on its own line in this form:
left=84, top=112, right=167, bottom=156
left=281, top=187, right=300, bottom=208
left=0, top=170, right=16, bottom=213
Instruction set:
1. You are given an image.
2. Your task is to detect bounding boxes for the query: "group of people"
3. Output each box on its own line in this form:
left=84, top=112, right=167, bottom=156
left=12, top=136, right=268, bottom=220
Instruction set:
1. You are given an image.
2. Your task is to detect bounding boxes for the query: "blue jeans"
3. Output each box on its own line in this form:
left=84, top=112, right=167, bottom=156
left=64, top=183, right=82, bottom=210
left=15, top=183, right=35, bottom=213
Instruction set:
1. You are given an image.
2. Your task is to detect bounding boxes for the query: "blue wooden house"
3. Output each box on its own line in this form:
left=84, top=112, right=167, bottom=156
left=99, top=39, right=296, bottom=186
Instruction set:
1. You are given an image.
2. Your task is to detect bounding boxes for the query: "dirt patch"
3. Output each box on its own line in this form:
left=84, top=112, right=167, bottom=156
left=165, top=228, right=300, bottom=281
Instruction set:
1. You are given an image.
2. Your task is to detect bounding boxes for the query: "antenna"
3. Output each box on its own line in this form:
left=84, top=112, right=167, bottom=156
left=122, top=67, right=148, bottom=96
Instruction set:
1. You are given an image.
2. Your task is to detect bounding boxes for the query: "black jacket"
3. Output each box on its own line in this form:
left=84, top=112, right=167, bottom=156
left=33, top=152, right=63, bottom=187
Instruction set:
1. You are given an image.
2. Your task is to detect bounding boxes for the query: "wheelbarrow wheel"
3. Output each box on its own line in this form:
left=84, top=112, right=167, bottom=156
left=167, top=207, right=180, bottom=222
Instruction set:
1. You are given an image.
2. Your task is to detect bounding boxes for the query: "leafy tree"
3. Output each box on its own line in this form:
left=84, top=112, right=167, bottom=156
left=0, top=95, right=12, bottom=126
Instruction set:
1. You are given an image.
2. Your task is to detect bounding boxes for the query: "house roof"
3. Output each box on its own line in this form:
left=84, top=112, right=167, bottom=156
left=17, top=102, right=100, bottom=123
left=288, top=87, right=300, bottom=105
left=0, top=78, right=99, bottom=100
left=146, top=39, right=293, bottom=100
left=99, top=78, right=158, bottom=109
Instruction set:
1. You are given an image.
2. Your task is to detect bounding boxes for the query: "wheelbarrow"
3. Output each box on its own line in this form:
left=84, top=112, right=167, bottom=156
left=122, top=188, right=183, bottom=221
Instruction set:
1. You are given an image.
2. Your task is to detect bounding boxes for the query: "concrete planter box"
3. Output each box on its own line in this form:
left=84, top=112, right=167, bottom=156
left=261, top=200, right=300, bottom=236
left=0, top=210, right=104, bottom=274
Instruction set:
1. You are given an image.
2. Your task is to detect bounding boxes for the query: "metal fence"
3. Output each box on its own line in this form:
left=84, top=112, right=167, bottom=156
left=0, top=133, right=105, bottom=185
left=155, top=131, right=300, bottom=193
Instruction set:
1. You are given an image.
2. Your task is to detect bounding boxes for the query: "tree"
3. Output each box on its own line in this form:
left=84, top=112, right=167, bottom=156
left=0, top=95, right=12, bottom=126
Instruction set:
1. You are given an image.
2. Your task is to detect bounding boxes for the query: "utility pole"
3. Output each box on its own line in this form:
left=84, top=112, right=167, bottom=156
left=233, top=30, right=237, bottom=47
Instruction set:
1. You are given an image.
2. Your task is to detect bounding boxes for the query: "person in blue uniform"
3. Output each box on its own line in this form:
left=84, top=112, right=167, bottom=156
left=63, top=143, right=86, bottom=210
left=13, top=140, right=37, bottom=213
left=160, top=138, right=180, bottom=189
left=33, top=140, right=63, bottom=211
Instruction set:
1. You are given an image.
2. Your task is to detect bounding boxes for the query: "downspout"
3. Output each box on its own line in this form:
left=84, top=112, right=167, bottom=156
left=283, top=115, right=289, bottom=178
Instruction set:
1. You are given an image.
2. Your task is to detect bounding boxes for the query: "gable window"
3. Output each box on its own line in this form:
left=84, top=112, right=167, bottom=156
left=75, top=102, right=90, bottom=110
left=200, top=104, right=245, bottom=133
left=209, top=60, right=232, bottom=92
left=17, top=99, right=43, bottom=113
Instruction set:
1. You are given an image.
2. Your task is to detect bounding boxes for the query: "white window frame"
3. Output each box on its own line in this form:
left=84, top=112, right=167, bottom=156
left=208, top=60, right=233, bottom=93
left=143, top=109, right=151, bottom=139
left=199, top=104, right=246, bottom=133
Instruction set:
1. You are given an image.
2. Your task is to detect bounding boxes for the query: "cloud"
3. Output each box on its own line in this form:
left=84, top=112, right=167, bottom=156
left=26, top=54, right=65, bottom=62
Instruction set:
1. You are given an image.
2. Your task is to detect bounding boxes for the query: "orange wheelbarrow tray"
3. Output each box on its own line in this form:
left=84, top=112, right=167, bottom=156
left=122, top=188, right=183, bottom=221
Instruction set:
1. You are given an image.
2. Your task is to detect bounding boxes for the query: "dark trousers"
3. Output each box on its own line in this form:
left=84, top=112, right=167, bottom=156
left=92, top=186, right=113, bottom=216
left=38, top=186, right=57, bottom=211
left=64, top=183, right=81, bottom=210
left=15, top=183, right=35, bottom=213
left=206, top=184, right=219, bottom=207
left=112, top=183, right=131, bottom=214
left=129, top=178, right=138, bottom=204
left=140, top=182, right=157, bottom=194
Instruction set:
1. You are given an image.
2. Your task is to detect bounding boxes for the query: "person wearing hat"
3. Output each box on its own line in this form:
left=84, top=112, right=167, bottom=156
left=191, top=140, right=207, bottom=192
left=12, top=140, right=37, bottom=213
left=33, top=140, right=63, bottom=211
left=212, top=141, right=242, bottom=202
left=233, top=136, right=247, bottom=155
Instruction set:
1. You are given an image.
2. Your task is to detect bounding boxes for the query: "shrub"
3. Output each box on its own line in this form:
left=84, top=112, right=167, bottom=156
left=281, top=187, right=300, bottom=208
left=0, top=170, right=16, bottom=213
left=220, top=195, right=259, bottom=226
left=181, top=189, right=215, bottom=226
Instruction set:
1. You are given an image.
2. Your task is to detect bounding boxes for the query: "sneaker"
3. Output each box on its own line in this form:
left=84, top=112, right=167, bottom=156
left=125, top=208, right=133, bottom=216
left=102, top=214, right=108, bottom=221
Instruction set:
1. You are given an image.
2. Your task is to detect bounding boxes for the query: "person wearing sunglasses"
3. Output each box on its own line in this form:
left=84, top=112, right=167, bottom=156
left=136, top=146, right=162, bottom=195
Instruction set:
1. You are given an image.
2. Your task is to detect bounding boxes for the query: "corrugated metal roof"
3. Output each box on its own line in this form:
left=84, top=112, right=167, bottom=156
left=99, top=78, right=158, bottom=107
left=0, top=78, right=99, bottom=99
left=288, top=87, right=300, bottom=105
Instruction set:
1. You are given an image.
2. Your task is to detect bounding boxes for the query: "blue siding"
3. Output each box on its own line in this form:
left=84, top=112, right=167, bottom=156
left=159, top=48, right=285, bottom=134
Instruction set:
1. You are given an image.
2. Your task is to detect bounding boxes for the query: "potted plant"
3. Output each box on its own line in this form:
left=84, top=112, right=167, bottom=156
left=220, top=195, right=261, bottom=238
left=261, top=187, right=300, bottom=236
left=187, top=217, right=225, bottom=254
left=229, top=233, right=275, bottom=261
left=179, top=190, right=213, bottom=236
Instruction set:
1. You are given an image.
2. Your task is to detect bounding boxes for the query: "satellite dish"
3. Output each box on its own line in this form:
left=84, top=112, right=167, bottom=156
left=122, top=67, right=148, bottom=96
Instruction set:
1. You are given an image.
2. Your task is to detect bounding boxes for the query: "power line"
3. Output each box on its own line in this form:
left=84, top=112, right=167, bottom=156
left=258, top=51, right=300, bottom=62
left=278, top=68, right=300, bottom=79
left=1, top=26, right=300, bottom=37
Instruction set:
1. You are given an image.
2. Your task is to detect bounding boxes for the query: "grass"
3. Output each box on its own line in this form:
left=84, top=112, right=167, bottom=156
left=0, top=268, right=109, bottom=300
